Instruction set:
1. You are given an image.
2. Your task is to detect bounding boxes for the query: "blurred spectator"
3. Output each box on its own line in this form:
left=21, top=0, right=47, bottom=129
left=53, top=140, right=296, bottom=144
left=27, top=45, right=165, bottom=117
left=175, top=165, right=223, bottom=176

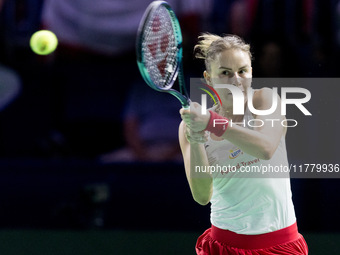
left=40, top=0, right=210, bottom=158
left=39, top=0, right=152, bottom=157
left=100, top=81, right=182, bottom=163
left=0, top=0, right=21, bottom=111
left=229, top=0, right=258, bottom=40
left=0, top=0, right=22, bottom=155
left=256, top=41, right=283, bottom=77
left=0, top=64, right=21, bottom=111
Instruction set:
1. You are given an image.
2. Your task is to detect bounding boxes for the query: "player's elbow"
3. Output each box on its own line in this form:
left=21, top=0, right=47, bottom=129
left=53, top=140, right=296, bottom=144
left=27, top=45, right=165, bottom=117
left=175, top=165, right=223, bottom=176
left=259, top=146, right=275, bottom=160
left=194, top=198, right=210, bottom=206
left=188, top=174, right=212, bottom=206
left=193, top=194, right=210, bottom=206
left=260, top=151, right=273, bottom=160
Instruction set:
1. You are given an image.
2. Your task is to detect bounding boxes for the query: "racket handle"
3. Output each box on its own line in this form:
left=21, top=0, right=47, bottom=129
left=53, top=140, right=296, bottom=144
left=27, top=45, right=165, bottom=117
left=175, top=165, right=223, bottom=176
left=182, top=100, right=190, bottom=110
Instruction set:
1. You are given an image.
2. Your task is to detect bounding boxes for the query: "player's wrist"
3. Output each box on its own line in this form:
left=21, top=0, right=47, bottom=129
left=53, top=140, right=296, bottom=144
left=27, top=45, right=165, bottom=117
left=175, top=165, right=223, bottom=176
left=204, top=110, right=229, bottom=137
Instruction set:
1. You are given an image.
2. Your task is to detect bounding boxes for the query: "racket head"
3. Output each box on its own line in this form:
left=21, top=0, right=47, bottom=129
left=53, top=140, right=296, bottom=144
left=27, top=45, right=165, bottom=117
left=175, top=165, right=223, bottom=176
left=136, top=1, right=183, bottom=92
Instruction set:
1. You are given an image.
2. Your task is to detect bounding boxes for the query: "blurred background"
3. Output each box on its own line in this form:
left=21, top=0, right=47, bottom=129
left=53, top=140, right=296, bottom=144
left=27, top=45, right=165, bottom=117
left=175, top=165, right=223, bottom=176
left=0, top=0, right=339, bottom=254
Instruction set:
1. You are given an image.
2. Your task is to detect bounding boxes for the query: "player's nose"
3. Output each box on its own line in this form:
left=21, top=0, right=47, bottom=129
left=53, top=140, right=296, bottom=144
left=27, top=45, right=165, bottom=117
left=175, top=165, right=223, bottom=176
left=230, top=72, right=242, bottom=87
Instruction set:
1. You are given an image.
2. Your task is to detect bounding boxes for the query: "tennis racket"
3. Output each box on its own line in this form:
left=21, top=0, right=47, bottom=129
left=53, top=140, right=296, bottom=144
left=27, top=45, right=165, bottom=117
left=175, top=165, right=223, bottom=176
left=136, top=0, right=190, bottom=108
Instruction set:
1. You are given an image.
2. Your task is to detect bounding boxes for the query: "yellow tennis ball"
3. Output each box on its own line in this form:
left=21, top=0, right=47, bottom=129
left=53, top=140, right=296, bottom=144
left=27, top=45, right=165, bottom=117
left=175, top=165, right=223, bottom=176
left=30, top=30, right=58, bottom=55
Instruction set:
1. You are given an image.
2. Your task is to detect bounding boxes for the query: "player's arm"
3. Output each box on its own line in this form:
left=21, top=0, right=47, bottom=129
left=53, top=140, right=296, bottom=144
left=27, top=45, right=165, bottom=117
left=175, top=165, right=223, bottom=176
left=181, top=89, right=286, bottom=160
left=178, top=121, right=212, bottom=206
left=221, top=88, right=286, bottom=160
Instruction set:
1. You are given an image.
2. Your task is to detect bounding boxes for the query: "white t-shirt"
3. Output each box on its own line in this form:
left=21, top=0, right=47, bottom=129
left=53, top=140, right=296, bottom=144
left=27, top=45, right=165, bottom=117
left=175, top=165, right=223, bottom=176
left=204, top=107, right=296, bottom=234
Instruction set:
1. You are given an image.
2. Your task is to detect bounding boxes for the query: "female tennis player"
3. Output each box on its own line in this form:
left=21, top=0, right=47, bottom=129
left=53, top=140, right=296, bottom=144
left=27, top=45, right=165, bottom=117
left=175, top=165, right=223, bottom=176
left=179, top=33, right=308, bottom=254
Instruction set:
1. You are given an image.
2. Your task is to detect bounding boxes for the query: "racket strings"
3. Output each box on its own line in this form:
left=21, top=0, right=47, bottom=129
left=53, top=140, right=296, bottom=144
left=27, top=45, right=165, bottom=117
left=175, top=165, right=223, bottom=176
left=142, top=6, right=179, bottom=89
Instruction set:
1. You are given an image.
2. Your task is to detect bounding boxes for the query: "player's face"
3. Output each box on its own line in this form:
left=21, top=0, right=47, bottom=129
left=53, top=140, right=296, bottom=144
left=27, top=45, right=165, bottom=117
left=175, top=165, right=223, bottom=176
left=205, top=49, right=252, bottom=106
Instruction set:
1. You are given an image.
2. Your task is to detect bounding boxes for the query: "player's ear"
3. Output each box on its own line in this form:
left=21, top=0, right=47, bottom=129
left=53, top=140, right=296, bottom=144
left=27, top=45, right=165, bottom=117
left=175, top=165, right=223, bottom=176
left=203, top=71, right=212, bottom=86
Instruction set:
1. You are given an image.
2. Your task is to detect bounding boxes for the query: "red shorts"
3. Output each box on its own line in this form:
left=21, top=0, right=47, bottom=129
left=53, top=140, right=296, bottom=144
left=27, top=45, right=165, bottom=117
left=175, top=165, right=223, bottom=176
left=196, top=222, right=308, bottom=255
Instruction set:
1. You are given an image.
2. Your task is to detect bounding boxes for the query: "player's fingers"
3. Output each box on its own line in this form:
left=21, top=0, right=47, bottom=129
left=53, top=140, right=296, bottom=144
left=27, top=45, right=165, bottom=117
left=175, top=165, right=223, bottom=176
left=180, top=109, right=193, bottom=125
left=185, top=126, right=207, bottom=144
left=180, top=113, right=191, bottom=123
left=191, top=102, right=200, bottom=109
left=179, top=108, right=190, bottom=115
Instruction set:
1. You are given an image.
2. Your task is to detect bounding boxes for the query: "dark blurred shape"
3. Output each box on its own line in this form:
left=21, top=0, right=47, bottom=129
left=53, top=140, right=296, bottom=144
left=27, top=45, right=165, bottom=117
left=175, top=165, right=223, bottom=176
left=100, top=82, right=182, bottom=163
left=256, top=41, right=283, bottom=77
left=0, top=64, right=21, bottom=110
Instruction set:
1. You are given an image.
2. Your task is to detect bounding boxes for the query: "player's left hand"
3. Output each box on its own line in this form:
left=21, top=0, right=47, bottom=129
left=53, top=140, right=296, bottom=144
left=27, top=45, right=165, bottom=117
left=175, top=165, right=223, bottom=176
left=179, top=102, right=210, bottom=132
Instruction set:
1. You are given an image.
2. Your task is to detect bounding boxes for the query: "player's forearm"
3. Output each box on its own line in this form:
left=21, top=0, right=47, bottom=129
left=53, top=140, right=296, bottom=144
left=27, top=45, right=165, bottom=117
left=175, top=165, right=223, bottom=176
left=221, top=124, right=277, bottom=160
left=186, top=143, right=212, bottom=205
left=179, top=121, right=212, bottom=205
left=217, top=88, right=284, bottom=160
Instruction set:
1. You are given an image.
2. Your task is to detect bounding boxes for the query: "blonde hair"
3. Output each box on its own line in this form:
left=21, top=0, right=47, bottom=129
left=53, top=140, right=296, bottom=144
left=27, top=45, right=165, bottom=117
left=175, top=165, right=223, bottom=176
left=194, top=33, right=252, bottom=72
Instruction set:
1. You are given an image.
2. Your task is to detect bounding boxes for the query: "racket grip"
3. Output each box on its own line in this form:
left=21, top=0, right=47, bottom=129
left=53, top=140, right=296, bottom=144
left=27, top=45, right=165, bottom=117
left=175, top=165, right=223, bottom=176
left=182, top=101, right=190, bottom=110
left=181, top=99, right=191, bottom=110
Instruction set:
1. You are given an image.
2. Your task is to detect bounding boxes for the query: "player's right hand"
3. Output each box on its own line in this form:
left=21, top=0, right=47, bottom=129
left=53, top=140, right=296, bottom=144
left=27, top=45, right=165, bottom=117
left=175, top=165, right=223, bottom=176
left=179, top=102, right=210, bottom=132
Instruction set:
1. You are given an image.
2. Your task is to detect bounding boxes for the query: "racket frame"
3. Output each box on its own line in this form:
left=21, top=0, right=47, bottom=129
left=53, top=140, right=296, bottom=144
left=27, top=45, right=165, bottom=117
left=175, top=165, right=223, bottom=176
left=136, top=1, right=190, bottom=108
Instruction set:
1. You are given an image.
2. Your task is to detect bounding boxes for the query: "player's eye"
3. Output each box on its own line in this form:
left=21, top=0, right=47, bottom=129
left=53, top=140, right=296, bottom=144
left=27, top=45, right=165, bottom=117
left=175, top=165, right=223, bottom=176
left=221, top=70, right=230, bottom=76
left=239, top=69, right=247, bottom=75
